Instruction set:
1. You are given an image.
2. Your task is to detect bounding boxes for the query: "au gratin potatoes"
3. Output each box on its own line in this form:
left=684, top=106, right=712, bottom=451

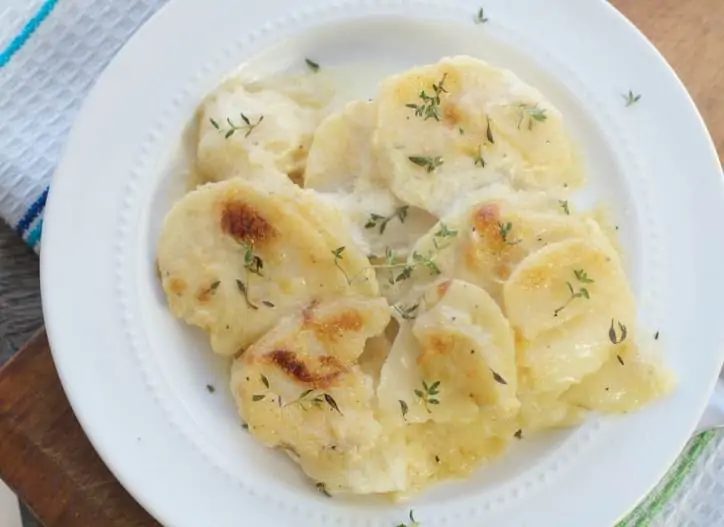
left=156, top=56, right=674, bottom=498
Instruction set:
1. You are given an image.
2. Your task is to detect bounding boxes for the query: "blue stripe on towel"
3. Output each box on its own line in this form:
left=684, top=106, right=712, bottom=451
left=26, top=218, right=44, bottom=249
left=0, top=0, right=60, bottom=68
left=15, top=187, right=48, bottom=236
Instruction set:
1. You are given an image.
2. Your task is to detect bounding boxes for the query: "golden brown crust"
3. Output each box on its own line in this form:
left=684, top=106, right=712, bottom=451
left=220, top=200, right=276, bottom=244
left=303, top=310, right=364, bottom=343
left=266, top=349, right=346, bottom=389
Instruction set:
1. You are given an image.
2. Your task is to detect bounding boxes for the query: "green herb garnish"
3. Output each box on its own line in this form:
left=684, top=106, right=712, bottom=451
left=491, top=370, right=508, bottom=385
left=408, top=155, right=444, bottom=173
left=236, top=279, right=258, bottom=310
left=331, top=246, right=351, bottom=284
left=286, top=389, right=342, bottom=414
left=241, top=242, right=264, bottom=276
left=474, top=7, right=489, bottom=24
left=365, top=206, right=409, bottom=234
left=412, top=251, right=441, bottom=275
left=516, top=103, right=547, bottom=130
left=415, top=380, right=440, bottom=413
left=473, top=145, right=486, bottom=167
left=213, top=113, right=264, bottom=139
left=397, top=510, right=420, bottom=527
left=399, top=400, right=409, bottom=420
left=315, top=482, right=331, bottom=497
left=623, top=90, right=641, bottom=107
left=405, top=74, right=448, bottom=121
left=609, top=319, right=628, bottom=345
left=305, top=58, right=320, bottom=72
left=554, top=269, right=594, bottom=317
left=559, top=200, right=570, bottom=215
left=498, top=221, right=521, bottom=245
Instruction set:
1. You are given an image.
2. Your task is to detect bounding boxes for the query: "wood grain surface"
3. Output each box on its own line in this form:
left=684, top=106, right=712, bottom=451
left=0, top=331, right=160, bottom=527
left=0, top=1, right=721, bottom=526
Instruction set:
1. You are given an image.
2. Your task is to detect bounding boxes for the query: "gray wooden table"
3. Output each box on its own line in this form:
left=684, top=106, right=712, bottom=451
left=0, top=223, right=42, bottom=527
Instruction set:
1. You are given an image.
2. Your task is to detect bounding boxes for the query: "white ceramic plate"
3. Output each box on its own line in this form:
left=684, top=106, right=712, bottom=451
left=40, top=0, right=724, bottom=525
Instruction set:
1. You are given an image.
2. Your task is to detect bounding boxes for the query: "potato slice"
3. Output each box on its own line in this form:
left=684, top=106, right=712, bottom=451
left=230, top=296, right=407, bottom=494
left=197, top=74, right=331, bottom=184
left=374, top=55, right=583, bottom=216
left=157, top=179, right=377, bottom=356
left=377, top=280, right=518, bottom=426
left=503, top=238, right=634, bottom=341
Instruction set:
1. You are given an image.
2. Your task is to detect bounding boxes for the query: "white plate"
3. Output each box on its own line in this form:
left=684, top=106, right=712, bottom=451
left=40, top=0, right=724, bottom=525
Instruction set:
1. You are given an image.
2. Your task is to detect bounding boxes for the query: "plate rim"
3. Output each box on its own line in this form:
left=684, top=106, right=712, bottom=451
left=40, top=0, right=724, bottom=525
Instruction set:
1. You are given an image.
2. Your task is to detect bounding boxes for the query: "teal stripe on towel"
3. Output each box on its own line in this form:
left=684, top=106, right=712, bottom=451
left=26, top=219, right=43, bottom=249
left=0, top=0, right=60, bottom=68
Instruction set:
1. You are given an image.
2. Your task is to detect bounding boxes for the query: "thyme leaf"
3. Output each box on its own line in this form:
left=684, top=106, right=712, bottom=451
left=364, top=206, right=409, bottom=234
left=408, top=155, right=444, bottom=173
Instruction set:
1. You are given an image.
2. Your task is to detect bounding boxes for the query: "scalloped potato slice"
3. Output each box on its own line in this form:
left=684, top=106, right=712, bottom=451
left=157, top=179, right=377, bottom=356
left=374, top=55, right=583, bottom=216
left=377, top=280, right=518, bottom=426
left=403, top=185, right=602, bottom=303
left=459, top=197, right=604, bottom=303
left=414, top=280, right=519, bottom=415
left=519, top=315, right=623, bottom=393
left=197, top=74, right=332, bottom=184
left=503, top=238, right=634, bottom=341
left=564, top=341, right=675, bottom=413
left=305, top=100, right=437, bottom=258
left=305, top=100, right=381, bottom=192
left=231, top=297, right=401, bottom=494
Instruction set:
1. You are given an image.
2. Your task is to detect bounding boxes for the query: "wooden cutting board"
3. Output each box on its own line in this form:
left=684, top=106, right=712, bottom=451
left=1, top=1, right=721, bottom=525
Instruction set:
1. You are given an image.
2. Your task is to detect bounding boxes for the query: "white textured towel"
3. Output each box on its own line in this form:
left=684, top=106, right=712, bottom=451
left=0, top=1, right=722, bottom=525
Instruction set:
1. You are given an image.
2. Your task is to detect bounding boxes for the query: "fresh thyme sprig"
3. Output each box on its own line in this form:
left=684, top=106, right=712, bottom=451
left=474, top=7, right=489, bottom=24
left=365, top=206, right=409, bottom=234
left=285, top=389, right=342, bottom=414
left=554, top=269, right=594, bottom=317
left=516, top=103, right=547, bottom=130
left=405, top=74, right=448, bottom=121
left=331, top=246, right=351, bottom=284
left=415, top=380, right=440, bottom=413
left=408, top=155, right=444, bottom=173
left=498, top=221, right=521, bottom=245
left=412, top=251, right=440, bottom=275
left=210, top=113, right=264, bottom=139
left=387, top=222, right=457, bottom=283
left=622, top=90, right=641, bottom=107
